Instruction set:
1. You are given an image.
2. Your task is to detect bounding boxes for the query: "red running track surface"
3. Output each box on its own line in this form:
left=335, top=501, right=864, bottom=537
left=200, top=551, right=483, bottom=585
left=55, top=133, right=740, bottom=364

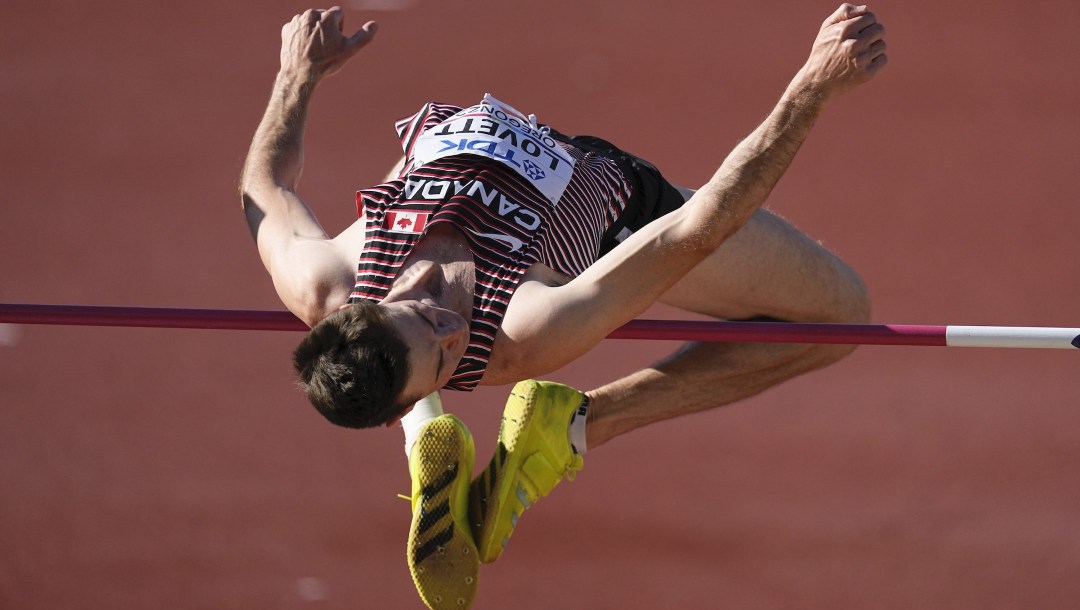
left=2, top=2, right=1079, bottom=609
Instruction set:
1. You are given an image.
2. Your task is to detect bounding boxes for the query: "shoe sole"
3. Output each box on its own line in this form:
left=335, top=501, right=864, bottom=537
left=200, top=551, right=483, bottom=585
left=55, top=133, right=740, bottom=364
left=471, top=381, right=544, bottom=563
left=407, top=416, right=479, bottom=610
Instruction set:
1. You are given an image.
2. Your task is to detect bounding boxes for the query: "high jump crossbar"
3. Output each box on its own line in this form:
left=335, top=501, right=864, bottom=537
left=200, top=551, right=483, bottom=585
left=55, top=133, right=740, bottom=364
left=0, top=303, right=1077, bottom=350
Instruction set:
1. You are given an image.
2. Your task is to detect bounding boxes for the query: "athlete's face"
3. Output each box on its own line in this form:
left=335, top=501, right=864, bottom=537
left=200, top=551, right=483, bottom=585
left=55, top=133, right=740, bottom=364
left=381, top=301, right=469, bottom=405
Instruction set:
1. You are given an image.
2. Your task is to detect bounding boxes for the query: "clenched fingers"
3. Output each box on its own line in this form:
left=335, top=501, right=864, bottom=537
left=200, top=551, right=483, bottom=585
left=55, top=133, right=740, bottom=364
left=279, top=7, right=378, bottom=80
left=801, top=4, right=888, bottom=97
left=865, top=40, right=888, bottom=72
left=823, top=3, right=869, bottom=27
left=853, top=22, right=885, bottom=49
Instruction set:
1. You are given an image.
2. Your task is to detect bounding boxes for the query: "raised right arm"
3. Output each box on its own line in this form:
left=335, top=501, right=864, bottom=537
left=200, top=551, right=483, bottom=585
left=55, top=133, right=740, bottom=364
left=490, top=4, right=887, bottom=381
left=239, top=8, right=378, bottom=326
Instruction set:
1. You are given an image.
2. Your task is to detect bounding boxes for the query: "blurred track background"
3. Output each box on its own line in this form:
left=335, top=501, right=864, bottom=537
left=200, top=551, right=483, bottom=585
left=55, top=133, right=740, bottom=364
left=2, top=1, right=1078, bottom=608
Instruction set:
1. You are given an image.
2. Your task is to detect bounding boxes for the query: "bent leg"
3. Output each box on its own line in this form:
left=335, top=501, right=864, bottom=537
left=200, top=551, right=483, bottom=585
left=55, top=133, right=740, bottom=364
left=585, top=207, right=870, bottom=449
left=659, top=206, right=868, bottom=323
left=584, top=341, right=847, bottom=448
left=467, top=207, right=867, bottom=561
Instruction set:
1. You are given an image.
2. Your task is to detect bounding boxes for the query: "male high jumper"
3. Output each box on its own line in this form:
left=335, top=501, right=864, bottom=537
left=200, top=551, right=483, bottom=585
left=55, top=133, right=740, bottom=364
left=240, top=4, right=885, bottom=608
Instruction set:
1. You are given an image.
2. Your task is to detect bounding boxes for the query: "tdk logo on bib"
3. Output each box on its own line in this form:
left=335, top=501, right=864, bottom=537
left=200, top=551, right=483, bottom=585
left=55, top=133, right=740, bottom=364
left=411, top=97, right=576, bottom=205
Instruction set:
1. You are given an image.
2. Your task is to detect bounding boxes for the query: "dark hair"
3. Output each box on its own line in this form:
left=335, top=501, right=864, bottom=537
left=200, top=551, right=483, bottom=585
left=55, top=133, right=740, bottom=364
left=293, top=302, right=413, bottom=428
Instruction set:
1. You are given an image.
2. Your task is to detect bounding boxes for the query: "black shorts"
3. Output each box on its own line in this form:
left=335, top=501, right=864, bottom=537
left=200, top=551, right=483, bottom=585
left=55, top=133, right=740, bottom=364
left=549, top=131, right=687, bottom=257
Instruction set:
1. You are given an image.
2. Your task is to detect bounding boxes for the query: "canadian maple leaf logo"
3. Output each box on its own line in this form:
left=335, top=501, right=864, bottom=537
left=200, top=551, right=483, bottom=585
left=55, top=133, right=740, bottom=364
left=385, top=211, right=430, bottom=234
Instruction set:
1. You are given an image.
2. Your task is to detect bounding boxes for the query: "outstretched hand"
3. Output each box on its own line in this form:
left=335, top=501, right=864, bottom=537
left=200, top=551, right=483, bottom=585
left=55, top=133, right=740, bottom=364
left=279, top=6, right=377, bottom=81
left=799, top=4, right=887, bottom=99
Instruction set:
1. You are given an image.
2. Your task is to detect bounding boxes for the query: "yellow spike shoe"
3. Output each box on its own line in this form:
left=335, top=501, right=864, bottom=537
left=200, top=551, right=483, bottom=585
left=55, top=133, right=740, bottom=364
left=407, top=415, right=479, bottom=609
left=470, top=380, right=585, bottom=563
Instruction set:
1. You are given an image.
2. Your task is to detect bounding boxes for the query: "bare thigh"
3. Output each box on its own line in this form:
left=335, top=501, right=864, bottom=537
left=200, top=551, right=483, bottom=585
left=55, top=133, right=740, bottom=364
left=659, top=206, right=870, bottom=323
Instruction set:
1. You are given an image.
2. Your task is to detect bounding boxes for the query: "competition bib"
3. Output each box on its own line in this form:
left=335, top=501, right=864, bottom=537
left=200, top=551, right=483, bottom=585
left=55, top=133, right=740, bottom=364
left=411, top=94, right=576, bottom=205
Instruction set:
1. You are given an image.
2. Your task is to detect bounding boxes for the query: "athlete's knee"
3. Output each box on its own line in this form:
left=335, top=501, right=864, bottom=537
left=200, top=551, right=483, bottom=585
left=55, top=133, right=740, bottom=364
left=842, top=270, right=872, bottom=324
left=806, top=268, right=870, bottom=365
left=802, top=335, right=861, bottom=372
left=821, top=253, right=871, bottom=324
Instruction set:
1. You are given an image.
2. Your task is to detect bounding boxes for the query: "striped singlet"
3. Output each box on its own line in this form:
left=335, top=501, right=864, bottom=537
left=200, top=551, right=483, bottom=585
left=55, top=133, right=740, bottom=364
left=348, top=96, right=632, bottom=391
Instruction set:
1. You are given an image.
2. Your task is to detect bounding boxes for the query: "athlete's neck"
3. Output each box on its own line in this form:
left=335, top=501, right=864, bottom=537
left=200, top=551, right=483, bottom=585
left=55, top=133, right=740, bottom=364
left=384, top=224, right=474, bottom=318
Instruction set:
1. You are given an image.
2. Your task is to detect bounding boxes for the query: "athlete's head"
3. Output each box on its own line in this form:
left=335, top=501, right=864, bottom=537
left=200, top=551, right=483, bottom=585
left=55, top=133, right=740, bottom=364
left=293, top=300, right=469, bottom=428
left=293, top=301, right=413, bottom=428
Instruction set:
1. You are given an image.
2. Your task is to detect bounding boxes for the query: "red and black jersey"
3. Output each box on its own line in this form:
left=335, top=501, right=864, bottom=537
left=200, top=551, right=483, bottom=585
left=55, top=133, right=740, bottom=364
left=349, top=100, right=631, bottom=391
